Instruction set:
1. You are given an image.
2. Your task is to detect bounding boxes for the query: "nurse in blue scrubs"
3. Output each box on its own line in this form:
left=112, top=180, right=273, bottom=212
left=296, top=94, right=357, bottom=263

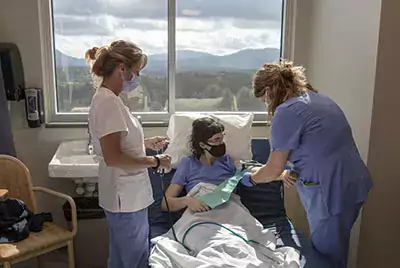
left=241, top=60, right=373, bottom=267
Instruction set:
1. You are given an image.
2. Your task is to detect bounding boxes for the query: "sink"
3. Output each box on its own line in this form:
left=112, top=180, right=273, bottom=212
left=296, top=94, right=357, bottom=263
left=48, top=140, right=100, bottom=179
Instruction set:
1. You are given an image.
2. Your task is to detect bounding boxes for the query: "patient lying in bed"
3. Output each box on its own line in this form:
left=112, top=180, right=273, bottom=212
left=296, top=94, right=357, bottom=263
left=162, top=117, right=236, bottom=213
left=153, top=117, right=300, bottom=268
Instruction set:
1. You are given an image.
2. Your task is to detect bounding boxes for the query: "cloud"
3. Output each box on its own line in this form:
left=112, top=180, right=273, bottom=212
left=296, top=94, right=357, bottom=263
left=117, top=19, right=167, bottom=31
left=53, top=0, right=283, bottom=21
left=54, top=15, right=169, bottom=35
left=51, top=0, right=283, bottom=57
left=176, top=18, right=218, bottom=32
left=232, top=19, right=281, bottom=30
left=177, top=0, right=282, bottom=21
left=53, top=16, right=281, bottom=37
left=54, top=18, right=281, bottom=57
left=53, top=15, right=112, bottom=36
left=176, top=27, right=280, bottom=55
left=53, top=0, right=167, bottom=19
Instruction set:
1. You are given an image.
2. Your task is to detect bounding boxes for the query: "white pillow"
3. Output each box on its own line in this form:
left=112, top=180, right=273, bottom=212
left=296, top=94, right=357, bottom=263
left=165, top=113, right=254, bottom=169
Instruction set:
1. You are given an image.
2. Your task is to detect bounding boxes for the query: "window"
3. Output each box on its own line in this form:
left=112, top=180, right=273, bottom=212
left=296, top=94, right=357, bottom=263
left=39, top=0, right=295, bottom=124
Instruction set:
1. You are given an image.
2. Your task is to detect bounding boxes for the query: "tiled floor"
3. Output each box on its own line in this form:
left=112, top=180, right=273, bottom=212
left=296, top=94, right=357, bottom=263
left=7, top=248, right=68, bottom=268
left=1, top=244, right=109, bottom=268
left=5, top=248, right=108, bottom=268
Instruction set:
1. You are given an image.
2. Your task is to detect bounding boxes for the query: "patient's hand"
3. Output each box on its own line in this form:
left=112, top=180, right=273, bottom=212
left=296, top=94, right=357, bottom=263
left=184, top=196, right=210, bottom=213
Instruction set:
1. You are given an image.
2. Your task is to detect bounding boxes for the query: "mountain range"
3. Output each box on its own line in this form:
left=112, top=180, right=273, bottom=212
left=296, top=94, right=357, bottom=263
left=55, top=47, right=280, bottom=74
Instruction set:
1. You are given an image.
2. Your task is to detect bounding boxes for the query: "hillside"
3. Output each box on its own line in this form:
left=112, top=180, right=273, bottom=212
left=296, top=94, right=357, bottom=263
left=55, top=47, right=280, bottom=74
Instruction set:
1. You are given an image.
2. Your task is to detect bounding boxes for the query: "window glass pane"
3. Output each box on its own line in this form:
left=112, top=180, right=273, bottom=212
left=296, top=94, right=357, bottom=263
left=52, top=0, right=168, bottom=113
left=176, top=0, right=282, bottom=112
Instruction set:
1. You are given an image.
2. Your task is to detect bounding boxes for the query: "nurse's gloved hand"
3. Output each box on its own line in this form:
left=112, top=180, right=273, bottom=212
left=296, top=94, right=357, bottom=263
left=240, top=172, right=256, bottom=187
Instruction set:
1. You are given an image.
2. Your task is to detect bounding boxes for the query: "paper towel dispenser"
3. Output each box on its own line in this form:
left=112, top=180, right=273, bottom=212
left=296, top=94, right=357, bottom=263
left=0, top=43, right=25, bottom=101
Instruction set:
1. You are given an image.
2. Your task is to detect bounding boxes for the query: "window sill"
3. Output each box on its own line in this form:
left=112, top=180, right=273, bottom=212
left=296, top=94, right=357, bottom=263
left=45, top=121, right=270, bottom=129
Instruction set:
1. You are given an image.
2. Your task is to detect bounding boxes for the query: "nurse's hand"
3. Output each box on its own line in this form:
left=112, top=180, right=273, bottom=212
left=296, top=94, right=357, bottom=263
left=281, top=170, right=298, bottom=188
left=184, top=197, right=210, bottom=213
left=156, top=154, right=172, bottom=169
left=240, top=172, right=256, bottom=187
left=145, top=136, right=169, bottom=151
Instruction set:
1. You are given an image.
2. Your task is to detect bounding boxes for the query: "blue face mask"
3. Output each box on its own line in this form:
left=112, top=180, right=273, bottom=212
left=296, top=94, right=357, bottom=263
left=121, top=71, right=141, bottom=93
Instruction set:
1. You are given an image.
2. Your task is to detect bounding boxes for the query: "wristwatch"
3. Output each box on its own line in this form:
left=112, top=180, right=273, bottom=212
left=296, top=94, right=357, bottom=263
left=152, top=155, right=160, bottom=170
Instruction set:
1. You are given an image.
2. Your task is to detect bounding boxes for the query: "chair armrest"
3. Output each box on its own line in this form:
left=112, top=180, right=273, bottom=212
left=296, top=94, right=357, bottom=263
left=32, top=186, right=77, bottom=236
left=0, top=189, right=8, bottom=200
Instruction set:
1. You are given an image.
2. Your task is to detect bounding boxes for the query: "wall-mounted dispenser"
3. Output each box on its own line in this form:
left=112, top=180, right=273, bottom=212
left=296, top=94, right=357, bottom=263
left=0, top=43, right=45, bottom=128
left=25, top=88, right=45, bottom=128
left=0, top=43, right=25, bottom=101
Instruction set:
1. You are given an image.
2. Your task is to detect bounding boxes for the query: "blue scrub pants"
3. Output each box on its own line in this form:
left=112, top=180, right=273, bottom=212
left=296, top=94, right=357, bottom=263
left=104, top=208, right=149, bottom=268
left=309, top=202, right=363, bottom=268
left=298, top=183, right=363, bottom=268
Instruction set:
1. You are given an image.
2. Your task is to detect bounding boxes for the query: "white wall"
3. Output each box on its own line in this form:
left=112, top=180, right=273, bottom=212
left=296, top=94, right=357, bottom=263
left=306, top=0, right=381, bottom=161
left=357, top=0, right=400, bottom=266
left=305, top=1, right=382, bottom=267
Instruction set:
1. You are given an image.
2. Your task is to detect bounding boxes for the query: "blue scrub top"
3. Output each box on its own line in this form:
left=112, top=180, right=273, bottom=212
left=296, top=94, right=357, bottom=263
left=171, top=155, right=236, bottom=193
left=270, top=90, right=373, bottom=216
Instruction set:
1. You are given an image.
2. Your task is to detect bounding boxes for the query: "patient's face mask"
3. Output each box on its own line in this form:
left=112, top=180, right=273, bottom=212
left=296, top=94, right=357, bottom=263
left=205, top=142, right=226, bottom=158
left=202, top=132, right=226, bottom=158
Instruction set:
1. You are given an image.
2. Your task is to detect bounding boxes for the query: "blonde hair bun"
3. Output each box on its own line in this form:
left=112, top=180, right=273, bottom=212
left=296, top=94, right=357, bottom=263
left=84, top=40, right=146, bottom=78
left=85, top=47, right=99, bottom=61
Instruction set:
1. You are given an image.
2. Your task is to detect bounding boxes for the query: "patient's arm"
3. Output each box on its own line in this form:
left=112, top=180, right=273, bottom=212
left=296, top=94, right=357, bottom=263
left=162, top=184, right=210, bottom=213
left=162, top=184, right=186, bottom=211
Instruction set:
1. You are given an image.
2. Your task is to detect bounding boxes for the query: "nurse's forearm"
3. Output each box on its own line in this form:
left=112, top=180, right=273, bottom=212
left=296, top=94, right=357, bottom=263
left=251, top=163, right=283, bottom=183
left=161, top=196, right=187, bottom=212
left=251, top=167, right=289, bottom=180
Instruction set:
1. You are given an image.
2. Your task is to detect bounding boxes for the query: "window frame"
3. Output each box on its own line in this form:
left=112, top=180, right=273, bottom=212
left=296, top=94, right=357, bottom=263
left=38, top=0, right=297, bottom=126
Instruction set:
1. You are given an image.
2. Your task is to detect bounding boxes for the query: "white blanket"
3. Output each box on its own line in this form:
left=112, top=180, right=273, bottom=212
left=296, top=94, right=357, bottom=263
left=149, top=183, right=300, bottom=268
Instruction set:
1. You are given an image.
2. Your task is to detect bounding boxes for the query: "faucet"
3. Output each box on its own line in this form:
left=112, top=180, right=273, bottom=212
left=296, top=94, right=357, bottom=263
left=87, top=122, right=94, bottom=155
left=137, top=115, right=142, bottom=126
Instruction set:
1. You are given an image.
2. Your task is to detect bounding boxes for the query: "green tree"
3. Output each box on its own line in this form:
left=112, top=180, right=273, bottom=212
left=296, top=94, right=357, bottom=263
left=237, top=86, right=265, bottom=112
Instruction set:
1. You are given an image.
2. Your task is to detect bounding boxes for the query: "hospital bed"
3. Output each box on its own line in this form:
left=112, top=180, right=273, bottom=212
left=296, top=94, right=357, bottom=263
left=146, top=138, right=333, bottom=268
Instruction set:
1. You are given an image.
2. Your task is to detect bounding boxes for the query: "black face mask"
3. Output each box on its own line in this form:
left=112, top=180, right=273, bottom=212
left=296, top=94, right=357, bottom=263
left=205, top=142, right=226, bottom=158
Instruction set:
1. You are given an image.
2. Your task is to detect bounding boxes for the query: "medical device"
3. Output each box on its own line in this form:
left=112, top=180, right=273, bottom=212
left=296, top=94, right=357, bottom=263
left=238, top=160, right=264, bottom=172
left=156, top=147, right=192, bottom=254
left=158, top=168, right=179, bottom=242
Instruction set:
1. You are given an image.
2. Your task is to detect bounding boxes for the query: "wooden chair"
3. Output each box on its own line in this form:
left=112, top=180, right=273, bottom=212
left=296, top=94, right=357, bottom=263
left=0, top=155, right=77, bottom=268
left=0, top=189, right=8, bottom=200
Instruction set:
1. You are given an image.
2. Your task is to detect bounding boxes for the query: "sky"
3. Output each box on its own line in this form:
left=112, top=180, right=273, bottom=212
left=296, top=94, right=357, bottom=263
left=52, top=0, right=283, bottom=58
